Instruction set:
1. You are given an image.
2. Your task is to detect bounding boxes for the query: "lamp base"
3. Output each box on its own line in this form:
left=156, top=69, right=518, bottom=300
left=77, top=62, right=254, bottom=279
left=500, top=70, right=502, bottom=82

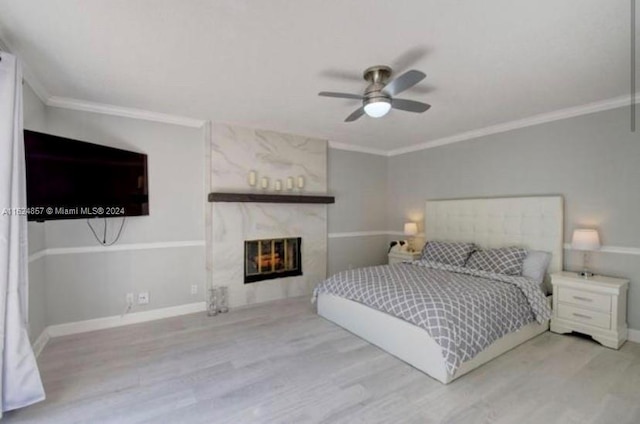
left=579, top=270, right=596, bottom=278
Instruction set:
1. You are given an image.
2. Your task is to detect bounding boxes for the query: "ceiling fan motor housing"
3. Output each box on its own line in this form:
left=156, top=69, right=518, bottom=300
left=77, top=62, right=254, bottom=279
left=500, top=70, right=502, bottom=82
left=363, top=65, right=392, bottom=83
left=363, top=65, right=392, bottom=99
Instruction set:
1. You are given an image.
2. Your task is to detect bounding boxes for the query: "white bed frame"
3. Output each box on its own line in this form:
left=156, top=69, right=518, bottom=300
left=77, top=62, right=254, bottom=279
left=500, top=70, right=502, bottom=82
left=318, top=196, right=564, bottom=384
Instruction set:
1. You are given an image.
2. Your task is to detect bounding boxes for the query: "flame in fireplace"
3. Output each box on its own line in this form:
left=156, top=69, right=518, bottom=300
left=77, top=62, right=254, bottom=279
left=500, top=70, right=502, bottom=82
left=254, top=253, right=282, bottom=269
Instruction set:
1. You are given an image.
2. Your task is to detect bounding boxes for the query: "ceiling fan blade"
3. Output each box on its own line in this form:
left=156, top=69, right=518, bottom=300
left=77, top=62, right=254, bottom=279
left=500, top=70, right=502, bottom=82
left=392, top=98, right=431, bottom=113
left=318, top=91, right=363, bottom=100
left=384, top=70, right=426, bottom=96
left=345, top=107, right=365, bottom=122
left=390, top=47, right=429, bottom=74
left=319, top=69, right=363, bottom=83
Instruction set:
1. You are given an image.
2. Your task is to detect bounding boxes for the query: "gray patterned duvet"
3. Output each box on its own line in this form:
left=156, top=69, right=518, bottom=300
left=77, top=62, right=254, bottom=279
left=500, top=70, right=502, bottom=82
left=313, top=260, right=552, bottom=375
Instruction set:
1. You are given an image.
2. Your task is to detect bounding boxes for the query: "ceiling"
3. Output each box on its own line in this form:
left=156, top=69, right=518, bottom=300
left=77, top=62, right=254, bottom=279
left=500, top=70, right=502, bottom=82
left=0, top=1, right=635, bottom=152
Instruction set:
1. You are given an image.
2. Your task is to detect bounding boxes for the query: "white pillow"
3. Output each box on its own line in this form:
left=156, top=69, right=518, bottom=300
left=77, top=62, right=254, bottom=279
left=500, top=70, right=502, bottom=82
left=522, top=250, right=552, bottom=285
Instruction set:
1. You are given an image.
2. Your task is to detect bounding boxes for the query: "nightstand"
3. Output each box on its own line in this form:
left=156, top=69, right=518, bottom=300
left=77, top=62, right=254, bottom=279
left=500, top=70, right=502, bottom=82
left=388, top=250, right=422, bottom=265
left=550, top=272, right=629, bottom=349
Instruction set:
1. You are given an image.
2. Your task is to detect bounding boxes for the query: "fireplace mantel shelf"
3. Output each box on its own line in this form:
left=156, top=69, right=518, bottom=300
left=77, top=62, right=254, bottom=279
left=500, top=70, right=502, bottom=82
left=208, top=192, right=335, bottom=204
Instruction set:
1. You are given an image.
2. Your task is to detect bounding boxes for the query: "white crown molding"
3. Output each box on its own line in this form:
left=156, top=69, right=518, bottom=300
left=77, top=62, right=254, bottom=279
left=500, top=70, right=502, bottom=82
left=46, top=301, right=206, bottom=338
left=44, top=91, right=635, bottom=151
left=328, top=141, right=388, bottom=156
left=2, top=36, right=204, bottom=128
left=46, top=96, right=207, bottom=128
left=563, top=243, right=640, bottom=256
left=387, top=94, right=639, bottom=157
left=28, top=240, right=205, bottom=262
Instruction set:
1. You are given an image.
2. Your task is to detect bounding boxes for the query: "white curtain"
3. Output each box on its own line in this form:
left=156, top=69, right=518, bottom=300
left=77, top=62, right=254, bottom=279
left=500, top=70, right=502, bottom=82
left=0, top=52, right=45, bottom=416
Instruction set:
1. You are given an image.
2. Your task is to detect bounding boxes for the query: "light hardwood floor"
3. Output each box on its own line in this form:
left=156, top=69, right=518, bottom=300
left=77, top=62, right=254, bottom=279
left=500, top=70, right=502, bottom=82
left=6, top=297, right=640, bottom=424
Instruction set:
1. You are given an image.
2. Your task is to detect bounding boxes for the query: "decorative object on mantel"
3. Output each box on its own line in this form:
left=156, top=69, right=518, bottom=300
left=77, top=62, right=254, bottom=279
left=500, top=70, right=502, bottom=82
left=248, top=170, right=257, bottom=187
left=571, top=228, right=601, bottom=278
left=247, top=173, right=302, bottom=192
left=404, top=222, right=418, bottom=252
left=260, top=176, right=269, bottom=190
left=208, top=192, right=335, bottom=204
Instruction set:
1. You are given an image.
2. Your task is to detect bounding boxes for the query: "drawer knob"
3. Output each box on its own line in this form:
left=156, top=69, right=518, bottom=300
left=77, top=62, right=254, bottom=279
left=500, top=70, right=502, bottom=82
left=572, top=296, right=593, bottom=302
left=572, top=313, right=592, bottom=319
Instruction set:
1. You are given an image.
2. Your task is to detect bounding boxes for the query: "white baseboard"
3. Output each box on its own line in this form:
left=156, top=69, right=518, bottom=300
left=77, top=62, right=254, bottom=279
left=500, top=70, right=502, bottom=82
left=30, top=301, right=639, bottom=359
left=32, top=329, right=51, bottom=358
left=46, top=301, right=207, bottom=338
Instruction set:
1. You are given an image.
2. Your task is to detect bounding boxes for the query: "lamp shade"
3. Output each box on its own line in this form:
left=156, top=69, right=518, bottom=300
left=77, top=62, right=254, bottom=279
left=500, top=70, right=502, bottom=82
left=364, top=98, right=392, bottom=118
left=571, top=229, right=601, bottom=251
left=404, top=222, right=418, bottom=236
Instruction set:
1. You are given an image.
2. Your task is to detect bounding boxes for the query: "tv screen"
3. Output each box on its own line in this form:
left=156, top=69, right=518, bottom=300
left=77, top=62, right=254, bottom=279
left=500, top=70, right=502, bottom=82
left=24, top=130, right=149, bottom=221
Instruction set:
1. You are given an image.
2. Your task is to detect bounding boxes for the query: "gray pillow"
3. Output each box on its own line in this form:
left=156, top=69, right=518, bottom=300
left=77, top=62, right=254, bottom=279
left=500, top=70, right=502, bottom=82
left=421, top=241, right=476, bottom=267
left=466, top=246, right=528, bottom=275
left=522, top=250, right=552, bottom=284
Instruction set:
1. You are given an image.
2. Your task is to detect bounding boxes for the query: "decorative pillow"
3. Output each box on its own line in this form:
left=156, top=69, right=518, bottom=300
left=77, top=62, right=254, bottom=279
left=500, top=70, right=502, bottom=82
left=421, top=241, right=476, bottom=267
left=522, top=250, right=552, bottom=284
left=466, top=247, right=528, bottom=276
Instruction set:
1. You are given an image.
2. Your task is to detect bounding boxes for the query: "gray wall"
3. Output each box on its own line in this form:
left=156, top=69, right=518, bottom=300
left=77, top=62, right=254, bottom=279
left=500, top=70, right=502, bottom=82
left=23, top=83, right=48, bottom=342
left=388, top=106, right=640, bottom=329
left=22, top=93, right=388, bottom=330
left=31, top=106, right=206, bottom=325
left=327, top=148, right=389, bottom=275
left=26, top=86, right=635, bottom=334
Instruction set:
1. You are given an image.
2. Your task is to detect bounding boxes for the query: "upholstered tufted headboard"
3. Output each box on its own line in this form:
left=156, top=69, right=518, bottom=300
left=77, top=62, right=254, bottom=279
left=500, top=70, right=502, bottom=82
left=424, top=196, right=564, bottom=274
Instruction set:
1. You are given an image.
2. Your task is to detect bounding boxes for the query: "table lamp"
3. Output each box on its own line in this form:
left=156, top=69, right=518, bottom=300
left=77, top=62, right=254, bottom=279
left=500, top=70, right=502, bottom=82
left=404, top=222, right=418, bottom=252
left=571, top=229, right=601, bottom=278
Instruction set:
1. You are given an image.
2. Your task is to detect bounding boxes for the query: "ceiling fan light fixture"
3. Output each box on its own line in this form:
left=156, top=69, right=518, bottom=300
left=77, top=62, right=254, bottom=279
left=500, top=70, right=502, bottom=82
left=319, top=66, right=430, bottom=122
left=363, top=97, right=391, bottom=118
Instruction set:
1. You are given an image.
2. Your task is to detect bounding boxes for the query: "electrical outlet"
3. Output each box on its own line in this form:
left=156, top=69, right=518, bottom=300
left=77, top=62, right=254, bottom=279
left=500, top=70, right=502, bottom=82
left=190, top=284, right=198, bottom=295
left=138, top=292, right=150, bottom=305
left=126, top=293, right=134, bottom=305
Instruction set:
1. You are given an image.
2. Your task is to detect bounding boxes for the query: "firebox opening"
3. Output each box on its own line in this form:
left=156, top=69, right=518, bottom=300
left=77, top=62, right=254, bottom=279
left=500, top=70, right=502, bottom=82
left=244, top=237, right=302, bottom=284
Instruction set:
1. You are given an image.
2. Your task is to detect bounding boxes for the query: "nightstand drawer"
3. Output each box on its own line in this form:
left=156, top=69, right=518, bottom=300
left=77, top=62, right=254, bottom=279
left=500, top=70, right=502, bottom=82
left=558, top=287, right=611, bottom=312
left=557, top=304, right=610, bottom=329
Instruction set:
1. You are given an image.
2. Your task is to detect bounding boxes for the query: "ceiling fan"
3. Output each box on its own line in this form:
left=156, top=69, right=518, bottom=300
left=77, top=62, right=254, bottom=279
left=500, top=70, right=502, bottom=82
left=318, top=65, right=431, bottom=122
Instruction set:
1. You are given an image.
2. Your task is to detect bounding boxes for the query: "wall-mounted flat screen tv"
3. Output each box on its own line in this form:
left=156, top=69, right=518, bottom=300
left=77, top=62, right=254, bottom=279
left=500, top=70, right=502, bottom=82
left=24, top=130, right=149, bottom=221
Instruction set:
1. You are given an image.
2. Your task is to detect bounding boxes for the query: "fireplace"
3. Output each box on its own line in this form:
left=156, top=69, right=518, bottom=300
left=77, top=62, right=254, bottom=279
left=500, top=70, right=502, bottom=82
left=244, top=237, right=302, bottom=283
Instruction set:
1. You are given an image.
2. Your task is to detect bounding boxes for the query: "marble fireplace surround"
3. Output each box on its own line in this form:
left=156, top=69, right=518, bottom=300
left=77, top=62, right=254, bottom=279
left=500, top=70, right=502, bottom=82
left=206, top=123, right=328, bottom=308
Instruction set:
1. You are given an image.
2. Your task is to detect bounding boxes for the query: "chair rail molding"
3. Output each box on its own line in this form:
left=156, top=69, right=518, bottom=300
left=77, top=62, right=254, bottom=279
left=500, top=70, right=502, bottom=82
left=28, top=240, right=205, bottom=262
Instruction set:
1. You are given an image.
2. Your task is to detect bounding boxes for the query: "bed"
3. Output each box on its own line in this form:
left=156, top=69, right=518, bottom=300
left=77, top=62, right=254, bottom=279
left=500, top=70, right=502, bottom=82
left=316, top=196, right=563, bottom=384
